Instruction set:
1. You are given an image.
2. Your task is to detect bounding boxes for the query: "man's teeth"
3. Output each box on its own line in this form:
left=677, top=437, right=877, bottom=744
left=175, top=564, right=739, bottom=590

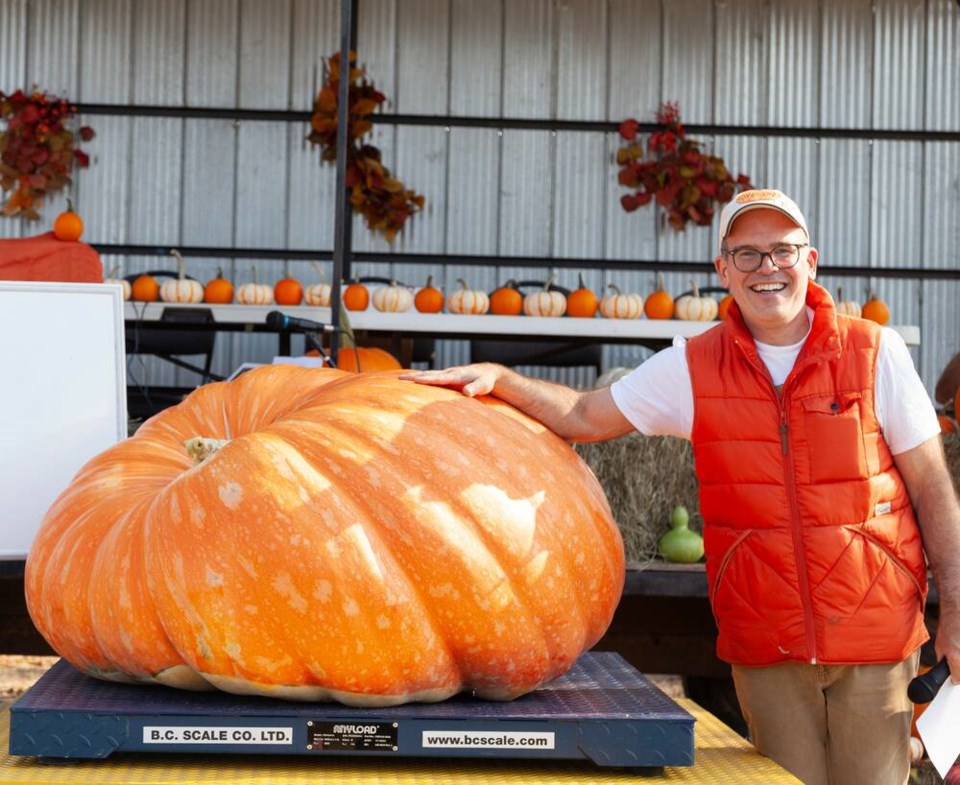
left=751, top=283, right=786, bottom=292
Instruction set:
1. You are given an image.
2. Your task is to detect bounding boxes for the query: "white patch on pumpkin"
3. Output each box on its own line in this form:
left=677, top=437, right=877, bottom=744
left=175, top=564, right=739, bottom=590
left=206, top=567, right=225, bottom=587
left=218, top=481, right=244, bottom=509
left=523, top=550, right=550, bottom=585
left=376, top=614, right=390, bottom=629
left=224, top=642, right=242, bottom=660
left=365, top=465, right=382, bottom=488
left=356, top=640, right=365, bottom=654
left=272, top=572, right=307, bottom=613
left=574, top=552, right=585, bottom=566
left=244, top=604, right=258, bottom=615
left=342, top=597, right=360, bottom=617
left=313, top=579, right=333, bottom=602
left=289, top=532, right=302, bottom=546
left=462, top=486, right=544, bottom=557
left=346, top=524, right=384, bottom=583
left=429, top=583, right=456, bottom=598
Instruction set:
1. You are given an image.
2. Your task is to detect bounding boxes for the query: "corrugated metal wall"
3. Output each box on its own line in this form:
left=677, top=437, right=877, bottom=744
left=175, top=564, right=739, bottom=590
left=1, top=0, right=958, bottom=396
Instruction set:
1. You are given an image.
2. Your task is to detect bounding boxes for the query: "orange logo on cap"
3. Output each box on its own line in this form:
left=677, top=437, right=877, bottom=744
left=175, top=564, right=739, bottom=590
left=736, top=189, right=782, bottom=204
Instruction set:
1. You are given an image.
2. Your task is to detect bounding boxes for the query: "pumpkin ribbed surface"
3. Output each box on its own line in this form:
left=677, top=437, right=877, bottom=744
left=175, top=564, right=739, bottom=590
left=25, top=365, right=624, bottom=706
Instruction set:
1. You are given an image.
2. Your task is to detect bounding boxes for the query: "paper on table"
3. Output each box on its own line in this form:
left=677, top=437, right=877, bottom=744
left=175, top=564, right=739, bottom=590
left=917, top=678, right=960, bottom=779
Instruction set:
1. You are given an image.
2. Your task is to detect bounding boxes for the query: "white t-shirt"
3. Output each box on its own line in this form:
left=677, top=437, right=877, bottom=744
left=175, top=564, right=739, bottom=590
left=610, top=323, right=940, bottom=455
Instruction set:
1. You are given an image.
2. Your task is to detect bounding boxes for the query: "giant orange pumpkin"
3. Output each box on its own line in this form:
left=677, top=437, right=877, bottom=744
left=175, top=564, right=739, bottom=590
left=25, top=366, right=624, bottom=706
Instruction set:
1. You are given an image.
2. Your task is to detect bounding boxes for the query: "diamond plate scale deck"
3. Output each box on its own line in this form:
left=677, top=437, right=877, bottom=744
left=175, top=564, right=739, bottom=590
left=8, top=652, right=693, bottom=770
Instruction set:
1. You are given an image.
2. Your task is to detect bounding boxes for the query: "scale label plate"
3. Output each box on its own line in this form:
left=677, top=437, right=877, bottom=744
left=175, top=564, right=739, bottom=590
left=421, top=729, right=556, bottom=750
left=143, top=725, right=294, bottom=745
left=307, top=720, right=399, bottom=752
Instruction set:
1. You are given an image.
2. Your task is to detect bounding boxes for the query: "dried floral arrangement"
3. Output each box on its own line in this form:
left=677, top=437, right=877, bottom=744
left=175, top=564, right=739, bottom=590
left=616, top=102, right=752, bottom=232
left=308, top=51, right=424, bottom=242
left=0, top=89, right=94, bottom=219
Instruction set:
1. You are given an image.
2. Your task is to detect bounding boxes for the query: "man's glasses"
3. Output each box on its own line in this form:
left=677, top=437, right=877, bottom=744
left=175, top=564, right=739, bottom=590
left=723, top=243, right=809, bottom=273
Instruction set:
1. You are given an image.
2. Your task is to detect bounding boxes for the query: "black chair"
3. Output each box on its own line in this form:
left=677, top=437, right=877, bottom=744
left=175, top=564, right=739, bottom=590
left=124, top=270, right=221, bottom=384
left=469, top=280, right=603, bottom=377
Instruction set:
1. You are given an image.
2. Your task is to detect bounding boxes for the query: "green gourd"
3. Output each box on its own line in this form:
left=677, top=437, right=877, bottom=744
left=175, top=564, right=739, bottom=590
left=658, top=505, right=704, bottom=564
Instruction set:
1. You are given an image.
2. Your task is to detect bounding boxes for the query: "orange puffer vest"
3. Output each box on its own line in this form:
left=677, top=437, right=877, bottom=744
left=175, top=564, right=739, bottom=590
left=686, top=282, right=928, bottom=666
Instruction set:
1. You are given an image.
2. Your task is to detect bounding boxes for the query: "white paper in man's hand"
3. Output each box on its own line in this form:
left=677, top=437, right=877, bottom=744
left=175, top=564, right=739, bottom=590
left=917, top=678, right=960, bottom=779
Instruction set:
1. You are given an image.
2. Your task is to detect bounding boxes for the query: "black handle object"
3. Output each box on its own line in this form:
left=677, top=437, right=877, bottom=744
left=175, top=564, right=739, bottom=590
left=908, top=659, right=952, bottom=703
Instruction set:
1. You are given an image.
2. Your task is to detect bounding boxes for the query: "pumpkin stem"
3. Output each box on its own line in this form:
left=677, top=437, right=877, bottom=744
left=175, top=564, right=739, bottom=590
left=578, top=272, right=587, bottom=290
left=607, top=283, right=623, bottom=295
left=171, top=249, right=186, bottom=280
left=311, top=261, right=325, bottom=280
left=456, top=278, right=469, bottom=290
left=107, top=264, right=121, bottom=279
left=543, top=276, right=555, bottom=291
left=185, top=437, right=230, bottom=465
left=690, top=278, right=700, bottom=298
left=66, top=197, right=75, bottom=213
left=656, top=272, right=666, bottom=291
left=424, top=274, right=434, bottom=288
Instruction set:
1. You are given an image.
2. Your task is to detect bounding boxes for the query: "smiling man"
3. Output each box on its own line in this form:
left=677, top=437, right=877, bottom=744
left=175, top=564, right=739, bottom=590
left=401, top=189, right=960, bottom=785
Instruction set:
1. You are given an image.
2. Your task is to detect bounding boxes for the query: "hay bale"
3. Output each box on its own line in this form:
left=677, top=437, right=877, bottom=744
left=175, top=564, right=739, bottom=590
left=575, top=435, right=699, bottom=564
left=579, top=431, right=960, bottom=564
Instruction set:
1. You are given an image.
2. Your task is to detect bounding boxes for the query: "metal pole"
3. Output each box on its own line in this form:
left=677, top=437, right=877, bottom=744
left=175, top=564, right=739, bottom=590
left=330, top=0, right=358, bottom=364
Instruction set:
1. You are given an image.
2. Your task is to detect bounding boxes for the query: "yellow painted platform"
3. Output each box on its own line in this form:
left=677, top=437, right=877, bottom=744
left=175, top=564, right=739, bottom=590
left=0, top=700, right=800, bottom=784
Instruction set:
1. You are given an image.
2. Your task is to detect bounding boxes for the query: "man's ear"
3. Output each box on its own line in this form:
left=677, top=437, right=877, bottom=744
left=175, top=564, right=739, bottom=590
left=806, top=247, right=819, bottom=279
left=714, top=256, right=730, bottom=288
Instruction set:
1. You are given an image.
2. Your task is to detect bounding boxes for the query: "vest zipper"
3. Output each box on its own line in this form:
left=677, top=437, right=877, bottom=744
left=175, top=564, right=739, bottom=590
left=778, top=401, right=818, bottom=665
left=734, top=338, right=819, bottom=664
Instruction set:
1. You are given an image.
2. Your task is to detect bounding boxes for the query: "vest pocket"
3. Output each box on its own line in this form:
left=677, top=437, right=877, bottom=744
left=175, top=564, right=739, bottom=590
left=800, top=393, right=868, bottom=482
left=849, top=527, right=925, bottom=601
left=710, top=529, right=753, bottom=605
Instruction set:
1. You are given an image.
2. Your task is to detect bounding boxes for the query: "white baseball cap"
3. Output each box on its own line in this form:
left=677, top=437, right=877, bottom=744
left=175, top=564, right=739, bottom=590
left=717, top=189, right=809, bottom=254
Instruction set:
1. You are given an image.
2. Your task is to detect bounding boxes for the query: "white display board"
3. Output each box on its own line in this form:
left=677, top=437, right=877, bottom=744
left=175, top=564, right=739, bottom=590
left=0, top=281, right=127, bottom=559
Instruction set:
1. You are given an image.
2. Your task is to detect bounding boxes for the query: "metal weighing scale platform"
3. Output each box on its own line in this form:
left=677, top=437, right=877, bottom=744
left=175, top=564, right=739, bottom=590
left=9, top=652, right=693, bottom=771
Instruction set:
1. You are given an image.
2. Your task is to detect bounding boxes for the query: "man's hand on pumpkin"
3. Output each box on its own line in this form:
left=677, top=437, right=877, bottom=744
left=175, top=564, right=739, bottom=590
left=399, top=363, right=505, bottom=398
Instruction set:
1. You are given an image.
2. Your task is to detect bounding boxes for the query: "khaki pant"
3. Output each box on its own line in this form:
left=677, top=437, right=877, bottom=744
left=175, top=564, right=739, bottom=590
left=731, top=651, right=919, bottom=785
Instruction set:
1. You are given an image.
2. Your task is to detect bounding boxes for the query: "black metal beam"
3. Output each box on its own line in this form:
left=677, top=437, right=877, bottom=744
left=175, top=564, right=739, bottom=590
left=74, top=103, right=960, bottom=143
left=90, top=244, right=960, bottom=280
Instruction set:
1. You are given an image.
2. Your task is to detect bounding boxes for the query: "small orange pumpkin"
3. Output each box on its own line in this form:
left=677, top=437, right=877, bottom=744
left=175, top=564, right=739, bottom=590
left=336, top=346, right=403, bottom=373
left=343, top=280, right=370, bottom=311
left=274, top=276, right=304, bottom=306
left=131, top=273, right=160, bottom=302
left=644, top=273, right=674, bottom=320
left=567, top=274, right=599, bottom=318
left=861, top=293, right=890, bottom=326
left=490, top=281, right=523, bottom=316
left=414, top=275, right=444, bottom=314
left=204, top=268, right=234, bottom=304
left=717, top=294, right=734, bottom=321
left=53, top=199, right=84, bottom=242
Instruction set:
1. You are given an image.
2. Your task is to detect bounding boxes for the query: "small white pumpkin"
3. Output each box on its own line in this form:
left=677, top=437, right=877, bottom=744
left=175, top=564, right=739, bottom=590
left=447, top=279, right=489, bottom=315
left=104, top=264, right=131, bottom=301
left=373, top=281, right=413, bottom=313
left=304, top=263, right=331, bottom=307
left=159, top=250, right=204, bottom=304
left=674, top=281, right=718, bottom=322
left=523, top=278, right=567, bottom=317
left=834, top=287, right=862, bottom=318
left=599, top=284, right=644, bottom=319
left=236, top=266, right=275, bottom=305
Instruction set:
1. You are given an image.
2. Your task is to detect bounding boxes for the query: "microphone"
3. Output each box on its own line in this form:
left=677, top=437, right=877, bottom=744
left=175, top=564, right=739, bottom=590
left=908, top=659, right=952, bottom=703
left=265, top=311, right=333, bottom=333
